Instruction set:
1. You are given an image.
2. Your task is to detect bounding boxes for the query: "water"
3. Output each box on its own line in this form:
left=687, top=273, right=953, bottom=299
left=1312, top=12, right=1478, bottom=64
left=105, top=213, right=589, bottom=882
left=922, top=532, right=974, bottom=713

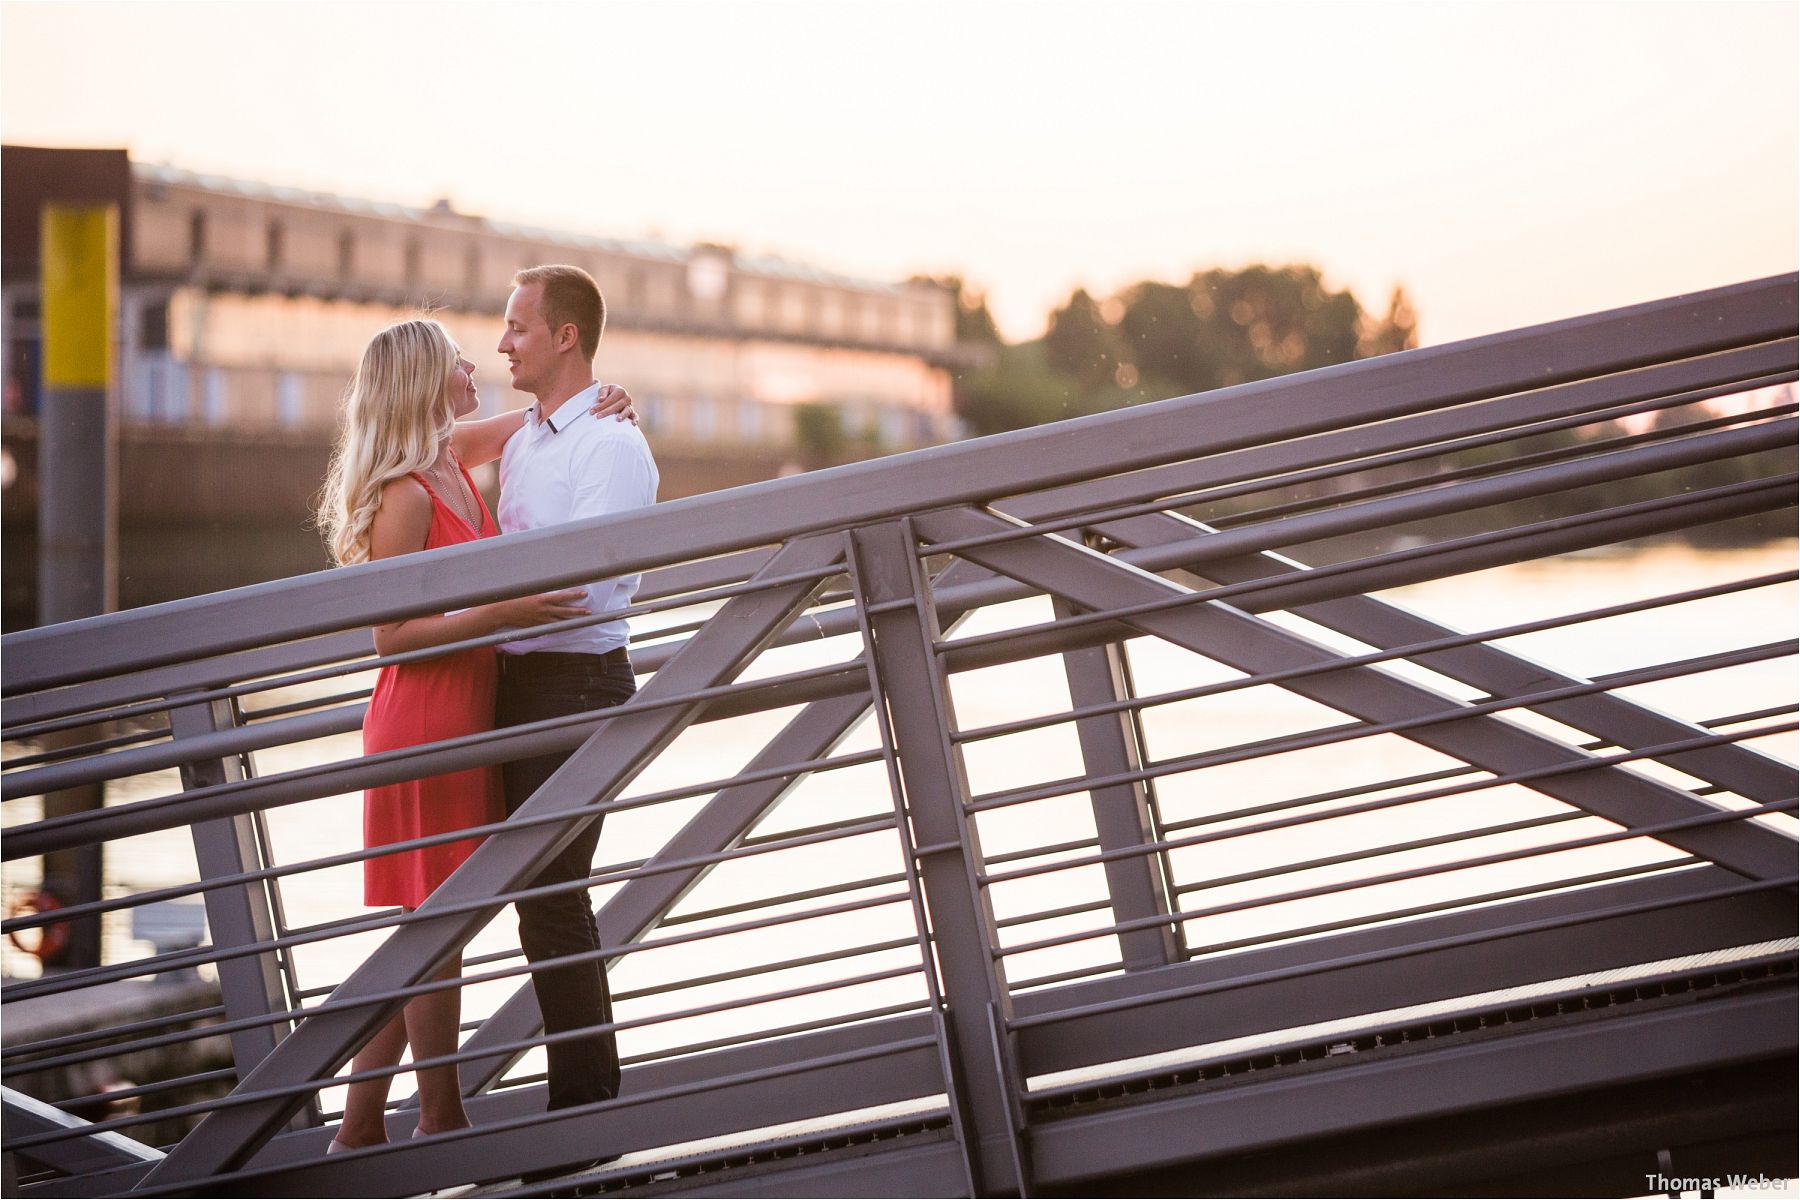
left=4, top=540, right=1795, bottom=1099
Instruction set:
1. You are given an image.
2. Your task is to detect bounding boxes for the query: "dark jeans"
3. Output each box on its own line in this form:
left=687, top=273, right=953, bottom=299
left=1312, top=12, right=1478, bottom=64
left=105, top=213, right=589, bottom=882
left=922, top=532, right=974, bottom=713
left=495, top=650, right=636, bottom=1111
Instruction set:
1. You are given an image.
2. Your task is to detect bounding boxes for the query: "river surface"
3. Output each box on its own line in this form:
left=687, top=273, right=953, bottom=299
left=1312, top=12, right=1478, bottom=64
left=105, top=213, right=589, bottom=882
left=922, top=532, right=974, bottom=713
left=4, top=540, right=1795, bottom=1100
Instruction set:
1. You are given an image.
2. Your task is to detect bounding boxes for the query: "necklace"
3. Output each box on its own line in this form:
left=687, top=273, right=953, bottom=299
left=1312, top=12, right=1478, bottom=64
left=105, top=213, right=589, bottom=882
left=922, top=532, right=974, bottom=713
left=424, top=453, right=482, bottom=531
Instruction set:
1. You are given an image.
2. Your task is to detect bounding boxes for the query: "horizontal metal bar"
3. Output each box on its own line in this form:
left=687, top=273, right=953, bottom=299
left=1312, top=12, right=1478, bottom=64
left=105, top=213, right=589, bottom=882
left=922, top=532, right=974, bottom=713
left=2, top=666, right=878, bottom=854
left=2, top=814, right=901, bottom=1012
left=923, top=467, right=1799, bottom=687
left=615, top=997, right=934, bottom=1068
left=922, top=391, right=1798, bottom=559
left=0, top=629, right=374, bottom=732
left=993, top=897, right=1113, bottom=931
left=0, top=548, right=784, bottom=735
left=955, top=569, right=1796, bottom=746
left=1137, top=724, right=1790, bottom=875
left=125, top=1034, right=945, bottom=1198
left=1163, top=810, right=1594, bottom=900
left=1, top=592, right=856, bottom=803
left=238, top=688, right=372, bottom=722
left=52, top=1069, right=239, bottom=1113
left=1, top=724, right=172, bottom=771
left=969, top=644, right=1797, bottom=816
left=4, top=701, right=367, bottom=801
left=1155, top=711, right=1789, bottom=846
left=1202, top=399, right=1797, bottom=534
left=1007, top=862, right=1786, bottom=1070
left=10, top=275, right=1791, bottom=696
left=996, top=799, right=1796, bottom=964
left=1008, top=865, right=1797, bottom=1033
left=20, top=450, right=1784, bottom=845
left=3, top=559, right=847, bottom=746
left=1002, top=859, right=1700, bottom=992
left=653, top=871, right=911, bottom=930
left=10, top=890, right=918, bottom=1080
left=6, top=966, right=936, bottom=1151
left=1164, top=857, right=1704, bottom=954
left=995, top=337, right=1797, bottom=542
left=944, top=419, right=1798, bottom=661
left=611, top=933, right=920, bottom=1004
left=0, top=1002, right=228, bottom=1062
left=5, top=743, right=891, bottom=933
left=987, top=834, right=1105, bottom=866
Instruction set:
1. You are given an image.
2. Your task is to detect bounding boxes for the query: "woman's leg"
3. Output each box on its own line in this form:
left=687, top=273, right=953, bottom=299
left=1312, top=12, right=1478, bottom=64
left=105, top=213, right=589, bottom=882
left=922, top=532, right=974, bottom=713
left=334, top=1010, right=408, bottom=1148
left=406, top=957, right=471, bottom=1135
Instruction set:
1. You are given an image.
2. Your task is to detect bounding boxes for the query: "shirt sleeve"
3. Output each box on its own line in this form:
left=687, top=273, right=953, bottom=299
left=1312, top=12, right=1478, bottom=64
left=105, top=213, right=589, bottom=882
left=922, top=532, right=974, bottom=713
left=567, top=433, right=657, bottom=523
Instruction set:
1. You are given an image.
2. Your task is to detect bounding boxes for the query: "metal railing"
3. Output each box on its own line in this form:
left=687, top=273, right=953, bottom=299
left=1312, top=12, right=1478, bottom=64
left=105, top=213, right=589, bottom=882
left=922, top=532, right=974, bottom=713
left=3, top=274, right=1795, bottom=1197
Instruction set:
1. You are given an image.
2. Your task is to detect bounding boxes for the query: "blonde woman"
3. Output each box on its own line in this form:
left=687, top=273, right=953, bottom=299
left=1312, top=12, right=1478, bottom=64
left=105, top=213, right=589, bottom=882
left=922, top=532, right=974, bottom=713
left=315, top=318, right=634, bottom=1149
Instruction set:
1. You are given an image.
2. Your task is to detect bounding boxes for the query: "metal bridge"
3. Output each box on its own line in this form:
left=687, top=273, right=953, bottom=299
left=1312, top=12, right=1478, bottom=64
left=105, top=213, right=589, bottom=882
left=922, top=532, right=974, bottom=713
left=3, top=276, right=1796, bottom=1197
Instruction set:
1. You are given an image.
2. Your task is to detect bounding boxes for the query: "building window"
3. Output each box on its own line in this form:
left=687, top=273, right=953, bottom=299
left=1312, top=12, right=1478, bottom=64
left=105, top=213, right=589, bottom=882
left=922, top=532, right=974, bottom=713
left=156, top=361, right=189, bottom=423
left=337, top=230, right=354, bottom=279
left=266, top=220, right=283, bottom=271
left=404, top=238, right=421, bottom=287
left=139, top=300, right=170, bottom=351
left=202, top=367, right=227, bottom=425
left=277, top=371, right=304, bottom=427
left=189, top=211, right=207, bottom=265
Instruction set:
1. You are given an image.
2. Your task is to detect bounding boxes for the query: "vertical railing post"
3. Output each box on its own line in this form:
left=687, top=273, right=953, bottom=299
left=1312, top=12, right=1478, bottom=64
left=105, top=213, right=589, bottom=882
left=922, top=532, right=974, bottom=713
left=168, top=693, right=317, bottom=1127
left=1053, top=596, right=1182, bottom=971
left=851, top=520, right=1029, bottom=1196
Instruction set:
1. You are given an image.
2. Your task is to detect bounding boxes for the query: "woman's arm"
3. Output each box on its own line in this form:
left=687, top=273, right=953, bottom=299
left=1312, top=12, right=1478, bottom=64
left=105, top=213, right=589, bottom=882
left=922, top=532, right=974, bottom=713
left=365, top=477, right=588, bottom=656
left=448, top=409, right=527, bottom=468
left=451, top=385, right=640, bottom=467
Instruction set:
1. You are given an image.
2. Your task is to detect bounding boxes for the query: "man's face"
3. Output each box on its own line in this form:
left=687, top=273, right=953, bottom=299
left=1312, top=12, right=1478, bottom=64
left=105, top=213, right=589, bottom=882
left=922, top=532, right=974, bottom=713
left=498, top=283, right=555, bottom=396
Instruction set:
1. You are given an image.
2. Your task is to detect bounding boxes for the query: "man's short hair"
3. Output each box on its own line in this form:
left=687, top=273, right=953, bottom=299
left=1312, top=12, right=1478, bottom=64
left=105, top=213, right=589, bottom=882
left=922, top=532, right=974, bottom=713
left=514, top=264, right=606, bottom=361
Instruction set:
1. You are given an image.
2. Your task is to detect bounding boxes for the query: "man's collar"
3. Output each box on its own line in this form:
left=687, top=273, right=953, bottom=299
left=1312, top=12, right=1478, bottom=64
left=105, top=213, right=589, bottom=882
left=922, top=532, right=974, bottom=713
left=534, top=382, right=600, bottom=434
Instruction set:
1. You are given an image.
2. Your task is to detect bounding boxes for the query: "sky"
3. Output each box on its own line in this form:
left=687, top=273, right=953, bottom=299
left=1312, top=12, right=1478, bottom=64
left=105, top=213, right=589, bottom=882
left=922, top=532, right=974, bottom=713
left=1, top=0, right=1794, bottom=345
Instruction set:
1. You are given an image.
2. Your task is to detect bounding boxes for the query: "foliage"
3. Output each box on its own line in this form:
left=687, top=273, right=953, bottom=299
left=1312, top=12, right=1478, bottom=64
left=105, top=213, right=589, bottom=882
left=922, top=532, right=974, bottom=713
left=953, top=342, right=1096, bottom=437
left=792, top=401, right=845, bottom=468
left=953, top=263, right=1420, bottom=437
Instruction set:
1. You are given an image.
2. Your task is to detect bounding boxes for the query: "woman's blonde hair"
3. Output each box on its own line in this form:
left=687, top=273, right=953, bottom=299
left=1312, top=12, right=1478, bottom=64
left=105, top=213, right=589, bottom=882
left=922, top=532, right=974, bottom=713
left=316, top=319, right=459, bottom=566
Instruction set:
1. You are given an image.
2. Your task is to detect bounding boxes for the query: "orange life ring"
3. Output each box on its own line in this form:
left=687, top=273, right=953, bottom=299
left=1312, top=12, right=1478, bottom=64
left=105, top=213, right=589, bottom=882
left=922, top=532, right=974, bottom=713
left=8, top=890, right=71, bottom=965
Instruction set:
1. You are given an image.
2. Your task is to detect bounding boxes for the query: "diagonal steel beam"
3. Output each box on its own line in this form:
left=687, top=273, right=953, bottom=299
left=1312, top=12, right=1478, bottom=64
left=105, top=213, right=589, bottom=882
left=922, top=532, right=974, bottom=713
left=440, top=689, right=875, bottom=1098
left=1092, top=510, right=1800, bottom=811
left=437, top=560, right=998, bottom=1100
left=915, top=506, right=1796, bottom=882
left=136, top=535, right=844, bottom=1190
left=3, top=1087, right=163, bottom=1176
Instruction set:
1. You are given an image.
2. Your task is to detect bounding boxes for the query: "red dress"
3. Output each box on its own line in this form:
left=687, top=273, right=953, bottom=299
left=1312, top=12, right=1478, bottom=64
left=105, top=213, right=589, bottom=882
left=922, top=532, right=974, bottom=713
left=362, top=465, right=504, bottom=909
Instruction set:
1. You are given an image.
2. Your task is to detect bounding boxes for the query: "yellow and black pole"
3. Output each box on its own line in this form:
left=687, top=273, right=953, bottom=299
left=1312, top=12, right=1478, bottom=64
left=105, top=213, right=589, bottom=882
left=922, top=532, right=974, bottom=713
left=36, top=202, right=118, bottom=971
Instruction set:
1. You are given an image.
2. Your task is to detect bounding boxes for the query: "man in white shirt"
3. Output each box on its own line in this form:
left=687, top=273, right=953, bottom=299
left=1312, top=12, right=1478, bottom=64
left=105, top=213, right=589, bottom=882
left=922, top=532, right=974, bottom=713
left=494, top=264, right=659, bottom=1121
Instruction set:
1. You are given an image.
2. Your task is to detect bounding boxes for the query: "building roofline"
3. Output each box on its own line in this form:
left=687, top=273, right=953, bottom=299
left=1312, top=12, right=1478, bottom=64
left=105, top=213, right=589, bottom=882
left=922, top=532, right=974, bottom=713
left=130, top=160, right=924, bottom=296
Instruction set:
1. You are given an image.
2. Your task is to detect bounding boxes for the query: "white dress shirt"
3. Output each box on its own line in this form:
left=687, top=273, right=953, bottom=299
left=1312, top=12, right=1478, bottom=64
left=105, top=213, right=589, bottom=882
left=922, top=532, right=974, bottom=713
left=496, top=382, right=660, bottom=656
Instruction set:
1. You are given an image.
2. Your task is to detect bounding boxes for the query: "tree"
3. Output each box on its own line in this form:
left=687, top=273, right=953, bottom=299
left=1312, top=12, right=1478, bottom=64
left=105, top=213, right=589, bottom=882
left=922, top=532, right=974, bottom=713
left=955, top=342, right=1090, bottom=436
left=1117, top=281, right=1209, bottom=392
left=1181, top=265, right=1364, bottom=389
left=1045, top=288, right=1126, bottom=390
left=793, top=401, right=845, bottom=468
left=1360, top=286, right=1419, bottom=357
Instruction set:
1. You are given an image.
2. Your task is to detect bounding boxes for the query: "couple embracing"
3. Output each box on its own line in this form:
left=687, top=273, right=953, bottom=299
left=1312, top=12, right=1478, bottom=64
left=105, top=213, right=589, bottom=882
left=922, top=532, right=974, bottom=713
left=314, top=264, right=655, bottom=1160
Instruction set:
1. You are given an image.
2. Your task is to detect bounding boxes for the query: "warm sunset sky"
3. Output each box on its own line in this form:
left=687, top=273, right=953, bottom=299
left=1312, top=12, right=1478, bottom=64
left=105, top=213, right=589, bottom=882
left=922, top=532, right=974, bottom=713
left=2, top=0, right=1794, bottom=344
